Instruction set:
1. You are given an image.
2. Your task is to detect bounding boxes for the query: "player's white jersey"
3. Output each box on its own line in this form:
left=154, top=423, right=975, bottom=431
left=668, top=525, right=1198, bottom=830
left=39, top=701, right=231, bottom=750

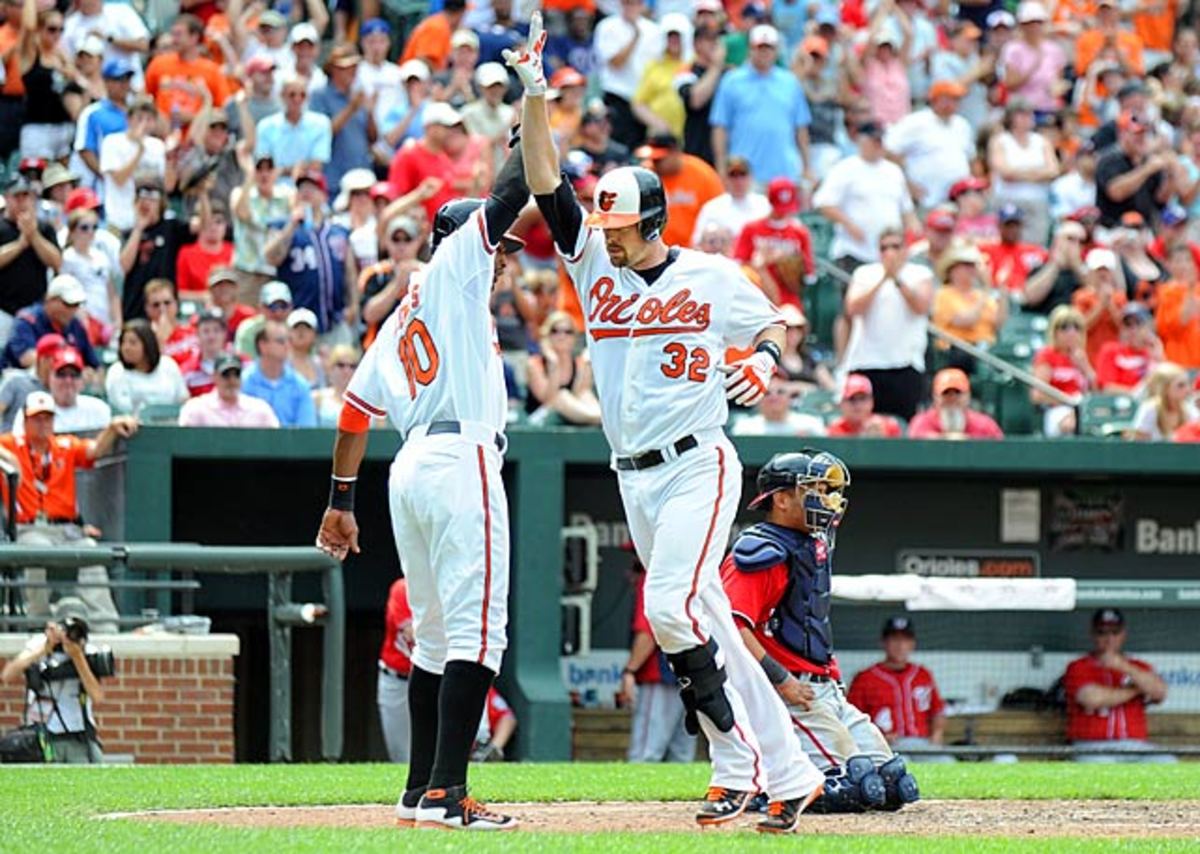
left=345, top=209, right=507, bottom=437
left=562, top=223, right=783, bottom=456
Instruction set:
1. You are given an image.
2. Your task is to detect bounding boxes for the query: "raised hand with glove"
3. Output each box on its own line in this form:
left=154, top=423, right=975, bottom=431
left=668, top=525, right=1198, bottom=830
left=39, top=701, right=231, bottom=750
left=502, top=11, right=547, bottom=96
left=720, top=340, right=782, bottom=407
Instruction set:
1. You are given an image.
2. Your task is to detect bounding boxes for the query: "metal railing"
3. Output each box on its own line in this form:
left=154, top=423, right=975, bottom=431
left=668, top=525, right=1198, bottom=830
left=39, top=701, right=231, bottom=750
left=0, top=544, right=344, bottom=762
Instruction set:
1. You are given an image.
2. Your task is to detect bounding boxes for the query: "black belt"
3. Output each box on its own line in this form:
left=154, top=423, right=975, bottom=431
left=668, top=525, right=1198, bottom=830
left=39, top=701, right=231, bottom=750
left=426, top=420, right=505, bottom=452
left=378, top=662, right=408, bottom=680
left=793, top=672, right=834, bottom=683
left=615, top=435, right=698, bottom=471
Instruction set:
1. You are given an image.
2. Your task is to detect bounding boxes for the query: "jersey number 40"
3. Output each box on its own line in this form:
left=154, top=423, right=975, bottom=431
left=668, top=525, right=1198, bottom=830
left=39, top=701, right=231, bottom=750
left=398, top=319, right=440, bottom=399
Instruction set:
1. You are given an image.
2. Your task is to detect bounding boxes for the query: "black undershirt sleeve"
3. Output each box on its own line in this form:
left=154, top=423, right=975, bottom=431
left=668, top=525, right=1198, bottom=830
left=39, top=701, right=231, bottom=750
left=534, top=177, right=584, bottom=256
left=483, top=143, right=530, bottom=246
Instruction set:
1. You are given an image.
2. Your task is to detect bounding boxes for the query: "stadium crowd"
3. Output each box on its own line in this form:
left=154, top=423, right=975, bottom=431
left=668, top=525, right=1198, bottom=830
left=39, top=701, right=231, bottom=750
left=0, top=0, right=1196, bottom=441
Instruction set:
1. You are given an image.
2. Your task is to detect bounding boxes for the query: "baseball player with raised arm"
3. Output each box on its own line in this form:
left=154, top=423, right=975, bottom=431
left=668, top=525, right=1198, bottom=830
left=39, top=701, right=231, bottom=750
left=315, top=138, right=529, bottom=832
left=507, top=16, right=826, bottom=832
left=721, top=450, right=921, bottom=813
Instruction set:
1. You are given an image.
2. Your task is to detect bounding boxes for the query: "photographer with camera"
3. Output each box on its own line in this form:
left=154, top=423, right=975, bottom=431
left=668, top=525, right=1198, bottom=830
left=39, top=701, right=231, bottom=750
left=1, top=598, right=113, bottom=763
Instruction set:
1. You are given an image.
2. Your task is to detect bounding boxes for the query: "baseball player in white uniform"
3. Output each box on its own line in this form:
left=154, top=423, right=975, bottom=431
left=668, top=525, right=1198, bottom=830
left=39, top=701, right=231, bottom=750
left=315, top=139, right=529, bottom=833
left=507, top=17, right=826, bottom=833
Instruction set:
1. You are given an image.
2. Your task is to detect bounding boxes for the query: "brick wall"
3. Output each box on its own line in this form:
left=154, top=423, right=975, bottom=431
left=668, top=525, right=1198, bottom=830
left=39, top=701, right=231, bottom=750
left=0, top=634, right=239, bottom=764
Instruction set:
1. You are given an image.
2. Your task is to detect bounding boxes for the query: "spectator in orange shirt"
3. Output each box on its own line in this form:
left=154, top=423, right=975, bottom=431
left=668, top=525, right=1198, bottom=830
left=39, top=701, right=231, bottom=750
left=634, top=133, right=723, bottom=250
left=932, top=243, right=1007, bottom=362
left=400, top=0, right=466, bottom=73
left=1154, top=247, right=1200, bottom=368
left=1132, top=0, right=1178, bottom=66
left=1075, top=0, right=1145, bottom=77
left=0, top=392, right=138, bottom=632
left=827, top=373, right=903, bottom=437
left=144, top=14, right=230, bottom=123
left=1072, top=248, right=1129, bottom=368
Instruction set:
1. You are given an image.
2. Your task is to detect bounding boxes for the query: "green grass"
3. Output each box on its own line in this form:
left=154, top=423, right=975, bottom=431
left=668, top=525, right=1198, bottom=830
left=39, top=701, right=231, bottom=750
left=1, top=763, right=1198, bottom=853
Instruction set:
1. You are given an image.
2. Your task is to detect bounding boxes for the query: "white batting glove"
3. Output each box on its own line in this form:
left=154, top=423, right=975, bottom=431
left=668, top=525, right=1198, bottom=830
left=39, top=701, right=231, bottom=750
left=502, top=11, right=547, bottom=96
left=720, top=352, right=776, bottom=407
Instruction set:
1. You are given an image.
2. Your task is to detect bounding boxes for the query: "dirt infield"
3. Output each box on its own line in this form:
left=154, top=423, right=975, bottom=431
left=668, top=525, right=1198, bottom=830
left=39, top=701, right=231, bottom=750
left=109, top=799, right=1200, bottom=838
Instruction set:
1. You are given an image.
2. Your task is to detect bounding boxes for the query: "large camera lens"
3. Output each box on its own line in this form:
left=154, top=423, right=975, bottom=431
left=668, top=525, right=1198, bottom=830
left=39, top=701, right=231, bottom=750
left=62, top=617, right=89, bottom=644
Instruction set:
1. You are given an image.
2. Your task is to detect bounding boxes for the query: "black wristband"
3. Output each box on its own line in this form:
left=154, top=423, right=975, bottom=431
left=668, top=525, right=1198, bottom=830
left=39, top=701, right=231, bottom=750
left=329, top=476, right=356, bottom=511
left=755, top=339, right=782, bottom=366
left=760, top=654, right=789, bottom=686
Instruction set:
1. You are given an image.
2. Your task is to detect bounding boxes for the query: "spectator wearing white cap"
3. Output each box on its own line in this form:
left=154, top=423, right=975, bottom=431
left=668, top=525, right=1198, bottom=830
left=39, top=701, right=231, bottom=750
left=387, top=100, right=466, bottom=222
left=235, top=279, right=294, bottom=357
left=311, top=47, right=374, bottom=197
left=13, top=347, right=111, bottom=436
left=1001, top=1, right=1066, bottom=114
left=332, top=168, right=382, bottom=270
left=373, top=60, right=433, bottom=161
left=593, top=0, right=663, bottom=148
left=461, top=62, right=516, bottom=174
left=255, top=72, right=333, bottom=170
left=289, top=22, right=328, bottom=94
left=178, top=352, right=280, bottom=428
left=286, top=307, right=325, bottom=389
left=67, top=36, right=107, bottom=116
left=711, top=24, right=814, bottom=184
left=883, top=80, right=973, bottom=207
left=4, top=275, right=98, bottom=371
left=232, top=3, right=327, bottom=75
left=432, top=29, right=482, bottom=110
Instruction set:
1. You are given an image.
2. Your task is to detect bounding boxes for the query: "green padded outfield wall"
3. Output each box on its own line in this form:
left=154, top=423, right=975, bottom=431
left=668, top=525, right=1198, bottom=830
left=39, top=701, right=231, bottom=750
left=124, top=428, right=1200, bottom=760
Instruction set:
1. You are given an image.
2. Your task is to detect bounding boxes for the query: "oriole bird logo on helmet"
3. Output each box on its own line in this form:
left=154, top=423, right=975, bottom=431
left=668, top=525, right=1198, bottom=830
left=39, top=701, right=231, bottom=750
left=585, top=166, right=667, bottom=240
left=748, top=450, right=851, bottom=532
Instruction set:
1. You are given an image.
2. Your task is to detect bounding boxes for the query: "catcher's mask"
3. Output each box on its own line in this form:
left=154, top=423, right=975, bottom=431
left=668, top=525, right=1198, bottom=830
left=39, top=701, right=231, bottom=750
left=748, top=449, right=850, bottom=532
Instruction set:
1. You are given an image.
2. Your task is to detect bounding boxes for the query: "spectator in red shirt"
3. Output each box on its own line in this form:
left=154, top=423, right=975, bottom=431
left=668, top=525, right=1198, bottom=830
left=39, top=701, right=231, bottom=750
left=1062, top=608, right=1173, bottom=762
left=1146, top=203, right=1200, bottom=272
left=908, top=368, right=1004, bottom=439
left=618, top=551, right=695, bottom=763
left=386, top=102, right=463, bottom=223
left=378, top=578, right=414, bottom=763
left=143, top=280, right=197, bottom=368
left=1032, top=304, right=1095, bottom=436
left=1174, top=418, right=1200, bottom=441
left=733, top=178, right=815, bottom=309
left=175, top=201, right=233, bottom=300
left=980, top=204, right=1049, bottom=293
left=205, top=267, right=256, bottom=342
left=847, top=617, right=949, bottom=758
left=1095, top=303, right=1161, bottom=392
left=827, top=374, right=903, bottom=437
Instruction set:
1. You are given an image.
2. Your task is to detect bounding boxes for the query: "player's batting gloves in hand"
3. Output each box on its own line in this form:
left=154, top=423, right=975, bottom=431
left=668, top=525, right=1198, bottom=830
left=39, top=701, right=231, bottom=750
left=722, top=351, right=775, bottom=406
left=503, top=11, right=547, bottom=96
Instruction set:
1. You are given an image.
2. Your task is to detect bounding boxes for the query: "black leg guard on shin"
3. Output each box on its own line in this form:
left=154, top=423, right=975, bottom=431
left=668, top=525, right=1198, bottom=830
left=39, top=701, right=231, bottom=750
left=666, top=638, right=734, bottom=735
left=878, top=755, right=920, bottom=810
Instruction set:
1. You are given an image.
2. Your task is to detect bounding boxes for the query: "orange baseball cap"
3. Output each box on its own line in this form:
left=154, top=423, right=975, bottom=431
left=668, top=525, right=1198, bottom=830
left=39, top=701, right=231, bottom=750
left=929, top=80, right=966, bottom=100
left=800, top=35, right=828, bottom=57
left=933, top=368, right=971, bottom=396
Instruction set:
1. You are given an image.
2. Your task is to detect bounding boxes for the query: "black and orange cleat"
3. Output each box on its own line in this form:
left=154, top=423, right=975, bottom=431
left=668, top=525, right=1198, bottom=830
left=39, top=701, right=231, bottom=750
left=755, top=784, right=825, bottom=834
left=695, top=787, right=753, bottom=826
left=415, top=785, right=519, bottom=831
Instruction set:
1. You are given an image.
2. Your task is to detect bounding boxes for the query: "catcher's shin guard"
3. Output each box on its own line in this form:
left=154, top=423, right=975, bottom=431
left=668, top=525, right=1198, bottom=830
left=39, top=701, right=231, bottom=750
left=878, top=756, right=920, bottom=811
left=806, top=756, right=886, bottom=814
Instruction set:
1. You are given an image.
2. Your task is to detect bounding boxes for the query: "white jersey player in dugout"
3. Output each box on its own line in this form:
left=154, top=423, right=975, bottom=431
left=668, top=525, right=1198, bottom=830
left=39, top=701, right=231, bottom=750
left=507, top=15, right=826, bottom=832
left=316, top=138, right=529, bottom=832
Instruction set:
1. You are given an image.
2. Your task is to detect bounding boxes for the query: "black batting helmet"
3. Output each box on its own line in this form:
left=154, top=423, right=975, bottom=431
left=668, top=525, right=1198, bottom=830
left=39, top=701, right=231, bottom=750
left=584, top=166, right=667, bottom=241
left=431, top=198, right=484, bottom=255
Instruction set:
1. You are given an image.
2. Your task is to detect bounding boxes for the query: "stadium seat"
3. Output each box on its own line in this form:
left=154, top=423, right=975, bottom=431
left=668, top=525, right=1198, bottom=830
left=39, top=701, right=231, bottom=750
left=1078, top=394, right=1137, bottom=438
left=795, top=388, right=839, bottom=422
left=139, top=403, right=183, bottom=425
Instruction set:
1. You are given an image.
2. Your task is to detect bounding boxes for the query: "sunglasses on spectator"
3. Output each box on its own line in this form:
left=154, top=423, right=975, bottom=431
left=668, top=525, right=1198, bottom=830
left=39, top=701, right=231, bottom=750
left=147, top=299, right=175, bottom=308
left=43, top=24, right=61, bottom=32
left=219, top=368, right=241, bottom=378
left=879, top=242, right=903, bottom=251
left=267, top=301, right=291, bottom=310
left=846, top=393, right=871, bottom=403
left=550, top=327, right=574, bottom=336
left=728, top=169, right=749, bottom=178
left=136, top=188, right=162, bottom=199
left=1058, top=321, right=1082, bottom=331
left=73, top=222, right=96, bottom=232
left=391, top=231, right=415, bottom=242
left=55, top=368, right=82, bottom=379
left=333, top=361, right=358, bottom=369
left=1122, top=316, right=1144, bottom=327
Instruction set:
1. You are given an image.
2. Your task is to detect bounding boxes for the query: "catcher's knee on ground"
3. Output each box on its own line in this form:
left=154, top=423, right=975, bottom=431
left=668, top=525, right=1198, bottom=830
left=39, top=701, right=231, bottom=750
left=666, top=638, right=734, bottom=735
left=807, top=755, right=887, bottom=814
left=879, top=755, right=920, bottom=810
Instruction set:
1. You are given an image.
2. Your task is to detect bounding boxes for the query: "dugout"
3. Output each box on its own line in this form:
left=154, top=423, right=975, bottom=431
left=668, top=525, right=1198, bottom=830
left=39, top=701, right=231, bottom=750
left=121, top=428, right=1200, bottom=761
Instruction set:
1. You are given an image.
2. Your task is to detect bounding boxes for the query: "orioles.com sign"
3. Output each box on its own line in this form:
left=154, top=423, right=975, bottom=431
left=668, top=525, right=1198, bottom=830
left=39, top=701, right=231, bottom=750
left=896, top=550, right=1041, bottom=578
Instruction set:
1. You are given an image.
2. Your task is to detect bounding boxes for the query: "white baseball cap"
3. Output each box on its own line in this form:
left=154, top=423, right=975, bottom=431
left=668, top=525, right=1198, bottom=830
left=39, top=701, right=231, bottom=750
left=1016, top=1, right=1049, bottom=22
left=287, top=307, right=319, bottom=329
left=748, top=24, right=779, bottom=47
left=290, top=22, right=320, bottom=44
left=260, top=280, right=293, bottom=306
left=475, top=61, right=509, bottom=89
left=423, top=101, right=465, bottom=127
left=451, top=28, right=480, bottom=50
left=399, top=59, right=430, bottom=82
left=46, top=274, right=86, bottom=306
left=1085, top=248, right=1118, bottom=272
left=24, top=390, right=55, bottom=417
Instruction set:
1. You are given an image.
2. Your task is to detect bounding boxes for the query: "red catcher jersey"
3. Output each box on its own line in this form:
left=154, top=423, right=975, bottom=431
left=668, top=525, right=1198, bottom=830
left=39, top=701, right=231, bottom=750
left=1063, top=655, right=1153, bottom=741
left=846, top=663, right=945, bottom=738
left=345, top=208, right=507, bottom=436
left=379, top=578, right=413, bottom=676
left=719, top=553, right=841, bottom=680
left=630, top=571, right=672, bottom=684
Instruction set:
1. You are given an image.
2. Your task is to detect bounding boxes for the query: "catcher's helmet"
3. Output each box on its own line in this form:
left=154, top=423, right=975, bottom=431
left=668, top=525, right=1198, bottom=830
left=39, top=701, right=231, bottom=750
left=747, top=449, right=850, bottom=531
left=585, top=166, right=667, bottom=241
left=431, top=198, right=484, bottom=255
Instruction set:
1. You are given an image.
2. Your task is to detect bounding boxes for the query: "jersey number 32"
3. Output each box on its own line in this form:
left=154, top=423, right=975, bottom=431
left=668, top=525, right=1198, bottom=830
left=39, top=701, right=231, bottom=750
left=660, top=343, right=709, bottom=383
left=397, top=319, right=440, bottom=399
